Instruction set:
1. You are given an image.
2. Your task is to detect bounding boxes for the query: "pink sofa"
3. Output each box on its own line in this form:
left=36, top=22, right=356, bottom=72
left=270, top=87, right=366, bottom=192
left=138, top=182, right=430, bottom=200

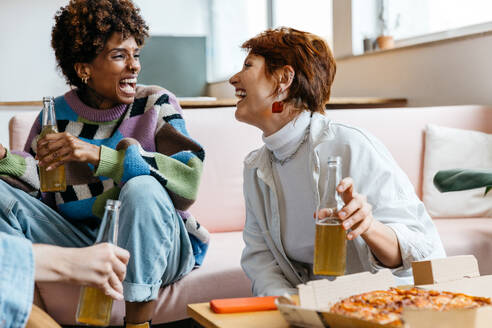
left=8, top=105, right=492, bottom=325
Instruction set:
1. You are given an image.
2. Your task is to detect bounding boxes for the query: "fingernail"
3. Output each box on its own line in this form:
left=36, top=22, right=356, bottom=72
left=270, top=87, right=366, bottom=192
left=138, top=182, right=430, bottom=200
left=347, top=233, right=353, bottom=240
left=339, top=211, right=346, bottom=218
left=343, top=222, right=349, bottom=229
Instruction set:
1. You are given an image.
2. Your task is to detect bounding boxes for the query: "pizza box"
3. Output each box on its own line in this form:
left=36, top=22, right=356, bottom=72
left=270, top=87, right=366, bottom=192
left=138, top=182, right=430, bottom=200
left=405, top=255, right=492, bottom=328
left=276, top=255, right=492, bottom=328
left=276, top=269, right=398, bottom=328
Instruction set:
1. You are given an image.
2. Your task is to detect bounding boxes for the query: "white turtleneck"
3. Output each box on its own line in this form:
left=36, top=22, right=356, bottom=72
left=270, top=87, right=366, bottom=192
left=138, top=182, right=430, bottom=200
left=263, top=111, right=317, bottom=266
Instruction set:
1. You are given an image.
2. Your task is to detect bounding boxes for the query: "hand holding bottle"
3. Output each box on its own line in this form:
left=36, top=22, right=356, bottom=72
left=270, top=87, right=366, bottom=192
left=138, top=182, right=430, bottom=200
left=33, top=243, right=130, bottom=300
left=336, top=177, right=375, bottom=240
left=316, top=177, right=375, bottom=241
left=77, top=199, right=123, bottom=326
left=36, top=132, right=101, bottom=170
left=66, top=243, right=129, bottom=300
left=313, top=156, right=347, bottom=276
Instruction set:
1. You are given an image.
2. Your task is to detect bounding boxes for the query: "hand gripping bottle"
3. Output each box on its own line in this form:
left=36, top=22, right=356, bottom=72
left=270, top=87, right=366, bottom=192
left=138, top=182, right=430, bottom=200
left=76, top=200, right=121, bottom=326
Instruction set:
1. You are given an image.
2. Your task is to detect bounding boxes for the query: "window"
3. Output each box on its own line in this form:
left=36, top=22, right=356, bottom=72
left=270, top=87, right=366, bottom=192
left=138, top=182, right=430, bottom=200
left=348, top=0, right=492, bottom=56
left=208, top=0, right=333, bottom=82
left=208, top=0, right=267, bottom=82
left=273, top=0, right=333, bottom=47
left=387, top=0, right=492, bottom=41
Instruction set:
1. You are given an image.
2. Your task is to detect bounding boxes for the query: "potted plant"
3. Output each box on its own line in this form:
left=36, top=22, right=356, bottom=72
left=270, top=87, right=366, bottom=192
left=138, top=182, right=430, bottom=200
left=376, top=0, right=400, bottom=50
left=434, top=169, right=492, bottom=196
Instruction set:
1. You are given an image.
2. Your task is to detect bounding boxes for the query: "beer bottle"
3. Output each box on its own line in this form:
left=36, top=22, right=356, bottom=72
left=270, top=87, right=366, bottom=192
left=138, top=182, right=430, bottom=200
left=39, top=96, right=66, bottom=192
left=313, top=156, right=347, bottom=276
left=76, top=199, right=121, bottom=326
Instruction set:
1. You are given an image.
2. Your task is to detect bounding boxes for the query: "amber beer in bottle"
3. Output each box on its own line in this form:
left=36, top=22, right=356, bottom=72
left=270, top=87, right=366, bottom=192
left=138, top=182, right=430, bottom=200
left=313, top=156, right=347, bottom=276
left=76, top=200, right=121, bottom=326
left=39, top=96, right=66, bottom=192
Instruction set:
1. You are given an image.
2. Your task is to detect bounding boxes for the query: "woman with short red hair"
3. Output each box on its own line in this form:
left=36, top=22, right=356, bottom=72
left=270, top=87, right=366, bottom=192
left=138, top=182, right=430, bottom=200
left=230, top=28, right=445, bottom=296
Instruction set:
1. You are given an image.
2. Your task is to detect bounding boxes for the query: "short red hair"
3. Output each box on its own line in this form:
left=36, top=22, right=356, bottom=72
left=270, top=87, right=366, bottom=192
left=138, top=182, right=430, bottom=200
left=242, top=27, right=336, bottom=113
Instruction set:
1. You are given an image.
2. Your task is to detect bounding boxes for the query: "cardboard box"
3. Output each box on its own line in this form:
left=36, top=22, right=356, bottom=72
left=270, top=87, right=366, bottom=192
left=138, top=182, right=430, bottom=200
left=276, top=255, right=492, bottom=328
left=276, top=269, right=397, bottom=328
left=407, top=255, right=492, bottom=328
left=411, top=255, right=480, bottom=285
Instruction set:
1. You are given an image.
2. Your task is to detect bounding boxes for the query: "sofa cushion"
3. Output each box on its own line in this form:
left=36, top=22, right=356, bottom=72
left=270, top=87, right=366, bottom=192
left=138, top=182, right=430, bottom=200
left=423, top=124, right=492, bottom=218
left=37, top=231, right=252, bottom=325
left=433, top=218, right=492, bottom=275
left=325, top=105, right=492, bottom=198
left=8, top=111, right=38, bottom=151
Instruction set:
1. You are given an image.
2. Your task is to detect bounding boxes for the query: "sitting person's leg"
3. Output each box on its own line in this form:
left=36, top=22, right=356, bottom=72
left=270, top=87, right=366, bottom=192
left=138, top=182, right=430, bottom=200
left=0, top=180, right=96, bottom=247
left=118, top=176, right=195, bottom=326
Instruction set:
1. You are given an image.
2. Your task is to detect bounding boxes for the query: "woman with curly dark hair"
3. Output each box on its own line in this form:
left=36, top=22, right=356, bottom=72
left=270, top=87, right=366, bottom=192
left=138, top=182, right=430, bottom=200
left=0, top=0, right=208, bottom=326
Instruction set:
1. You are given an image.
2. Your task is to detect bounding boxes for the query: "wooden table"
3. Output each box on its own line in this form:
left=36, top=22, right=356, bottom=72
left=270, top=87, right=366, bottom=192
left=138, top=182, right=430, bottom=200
left=187, top=302, right=290, bottom=328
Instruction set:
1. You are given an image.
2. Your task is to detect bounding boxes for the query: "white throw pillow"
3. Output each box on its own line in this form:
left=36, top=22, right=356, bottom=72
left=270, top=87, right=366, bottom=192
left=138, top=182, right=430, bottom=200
left=423, top=124, right=492, bottom=218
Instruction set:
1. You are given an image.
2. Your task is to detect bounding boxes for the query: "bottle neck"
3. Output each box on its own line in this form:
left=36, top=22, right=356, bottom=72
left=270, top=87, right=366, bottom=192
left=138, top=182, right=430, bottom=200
left=321, top=161, right=344, bottom=215
left=96, top=206, right=120, bottom=244
left=42, top=97, right=57, bottom=127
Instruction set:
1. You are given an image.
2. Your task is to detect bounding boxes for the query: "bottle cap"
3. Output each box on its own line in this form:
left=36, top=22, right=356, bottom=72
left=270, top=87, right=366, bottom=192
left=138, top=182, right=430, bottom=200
left=105, top=199, right=121, bottom=209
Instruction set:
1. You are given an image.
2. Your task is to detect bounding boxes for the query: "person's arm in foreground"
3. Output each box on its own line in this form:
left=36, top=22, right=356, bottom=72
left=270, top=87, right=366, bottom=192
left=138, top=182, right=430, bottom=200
left=33, top=243, right=130, bottom=300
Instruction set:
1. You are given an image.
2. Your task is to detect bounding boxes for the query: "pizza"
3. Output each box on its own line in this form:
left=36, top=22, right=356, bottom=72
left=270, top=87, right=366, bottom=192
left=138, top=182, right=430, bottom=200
left=329, top=287, right=491, bottom=327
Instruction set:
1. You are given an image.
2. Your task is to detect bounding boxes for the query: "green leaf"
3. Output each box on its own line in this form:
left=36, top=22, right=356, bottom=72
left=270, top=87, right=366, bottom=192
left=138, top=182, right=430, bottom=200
left=433, top=169, right=492, bottom=193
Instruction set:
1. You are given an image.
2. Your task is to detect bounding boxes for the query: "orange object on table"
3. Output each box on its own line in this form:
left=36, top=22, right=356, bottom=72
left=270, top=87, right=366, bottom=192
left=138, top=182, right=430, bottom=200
left=210, top=296, right=278, bottom=313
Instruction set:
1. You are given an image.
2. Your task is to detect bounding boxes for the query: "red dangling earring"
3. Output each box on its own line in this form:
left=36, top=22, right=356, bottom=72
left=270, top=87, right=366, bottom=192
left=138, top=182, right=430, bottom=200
left=272, top=101, right=284, bottom=113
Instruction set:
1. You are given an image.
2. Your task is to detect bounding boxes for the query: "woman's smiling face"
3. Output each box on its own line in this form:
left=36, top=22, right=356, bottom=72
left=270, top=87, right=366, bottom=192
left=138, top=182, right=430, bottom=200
left=84, top=32, right=141, bottom=108
left=229, top=53, right=277, bottom=126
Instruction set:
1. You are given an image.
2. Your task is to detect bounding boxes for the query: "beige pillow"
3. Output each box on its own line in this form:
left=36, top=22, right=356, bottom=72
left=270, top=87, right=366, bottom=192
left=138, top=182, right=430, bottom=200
left=423, top=124, right=492, bottom=218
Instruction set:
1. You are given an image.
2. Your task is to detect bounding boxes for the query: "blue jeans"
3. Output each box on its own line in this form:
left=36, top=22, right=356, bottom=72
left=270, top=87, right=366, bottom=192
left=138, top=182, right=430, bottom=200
left=0, top=176, right=195, bottom=302
left=0, top=232, right=34, bottom=328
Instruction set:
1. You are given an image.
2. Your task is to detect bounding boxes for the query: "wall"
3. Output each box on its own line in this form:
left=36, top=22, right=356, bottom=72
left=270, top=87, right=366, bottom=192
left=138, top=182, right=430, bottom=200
left=0, top=0, right=208, bottom=103
left=0, top=0, right=208, bottom=145
left=0, top=0, right=69, bottom=102
left=208, top=32, right=492, bottom=107
left=135, top=0, right=207, bottom=36
left=332, top=33, right=492, bottom=107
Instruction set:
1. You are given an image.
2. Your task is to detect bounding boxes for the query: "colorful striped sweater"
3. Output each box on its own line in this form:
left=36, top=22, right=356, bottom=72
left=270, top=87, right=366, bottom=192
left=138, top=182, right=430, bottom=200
left=0, top=86, right=209, bottom=265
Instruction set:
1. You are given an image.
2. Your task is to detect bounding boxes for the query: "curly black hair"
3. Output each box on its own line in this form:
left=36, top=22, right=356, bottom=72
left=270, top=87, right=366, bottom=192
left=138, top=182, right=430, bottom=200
left=51, top=0, right=149, bottom=88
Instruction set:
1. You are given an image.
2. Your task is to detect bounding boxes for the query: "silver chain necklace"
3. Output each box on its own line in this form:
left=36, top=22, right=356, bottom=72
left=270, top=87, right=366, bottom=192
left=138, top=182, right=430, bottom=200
left=270, top=124, right=310, bottom=166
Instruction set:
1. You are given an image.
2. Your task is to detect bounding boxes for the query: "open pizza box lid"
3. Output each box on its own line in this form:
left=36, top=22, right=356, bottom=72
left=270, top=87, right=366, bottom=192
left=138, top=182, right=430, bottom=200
left=275, top=255, right=492, bottom=328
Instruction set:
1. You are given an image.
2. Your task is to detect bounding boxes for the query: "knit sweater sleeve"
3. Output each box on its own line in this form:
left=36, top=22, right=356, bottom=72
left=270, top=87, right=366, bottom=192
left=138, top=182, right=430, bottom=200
left=95, top=92, right=204, bottom=211
left=0, top=114, right=41, bottom=193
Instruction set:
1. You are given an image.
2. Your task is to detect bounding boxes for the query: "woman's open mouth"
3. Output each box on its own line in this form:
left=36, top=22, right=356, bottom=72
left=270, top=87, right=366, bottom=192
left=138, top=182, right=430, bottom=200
left=119, top=77, right=137, bottom=97
left=235, top=89, right=246, bottom=103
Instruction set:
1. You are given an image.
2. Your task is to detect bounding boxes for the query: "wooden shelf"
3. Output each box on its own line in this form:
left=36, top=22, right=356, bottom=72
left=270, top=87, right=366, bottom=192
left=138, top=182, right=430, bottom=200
left=0, top=97, right=407, bottom=110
